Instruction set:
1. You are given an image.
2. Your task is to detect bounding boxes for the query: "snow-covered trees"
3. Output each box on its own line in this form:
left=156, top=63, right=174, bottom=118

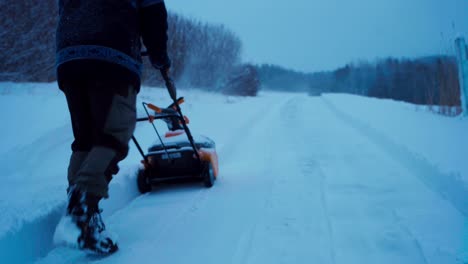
left=144, top=13, right=243, bottom=90
left=0, top=0, right=56, bottom=82
left=366, top=57, right=460, bottom=114
left=257, top=56, right=461, bottom=115
left=0, top=1, right=258, bottom=96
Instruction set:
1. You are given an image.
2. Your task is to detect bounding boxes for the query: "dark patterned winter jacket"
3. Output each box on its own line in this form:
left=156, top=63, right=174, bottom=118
left=56, top=0, right=169, bottom=89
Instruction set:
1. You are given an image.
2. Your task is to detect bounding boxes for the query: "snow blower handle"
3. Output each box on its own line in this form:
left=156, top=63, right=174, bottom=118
left=160, top=69, right=177, bottom=102
left=159, top=69, right=202, bottom=162
left=140, top=50, right=177, bottom=101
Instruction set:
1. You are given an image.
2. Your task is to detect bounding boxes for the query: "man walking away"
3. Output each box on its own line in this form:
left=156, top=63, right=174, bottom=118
left=56, top=0, right=171, bottom=254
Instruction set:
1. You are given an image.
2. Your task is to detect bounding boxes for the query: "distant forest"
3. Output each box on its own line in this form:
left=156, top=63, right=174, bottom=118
left=256, top=56, right=461, bottom=114
left=0, top=0, right=259, bottom=96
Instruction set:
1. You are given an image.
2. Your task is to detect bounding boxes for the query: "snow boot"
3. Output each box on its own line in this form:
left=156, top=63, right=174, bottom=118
left=67, top=186, right=118, bottom=254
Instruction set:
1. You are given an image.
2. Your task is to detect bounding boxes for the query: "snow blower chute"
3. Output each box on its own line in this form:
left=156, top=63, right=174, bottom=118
left=132, top=70, right=219, bottom=193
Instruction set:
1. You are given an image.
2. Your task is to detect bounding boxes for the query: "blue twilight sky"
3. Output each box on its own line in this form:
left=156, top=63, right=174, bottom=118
left=166, top=0, right=468, bottom=73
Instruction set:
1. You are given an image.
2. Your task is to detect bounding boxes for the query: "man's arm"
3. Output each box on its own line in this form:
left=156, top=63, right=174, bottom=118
left=140, top=0, right=171, bottom=70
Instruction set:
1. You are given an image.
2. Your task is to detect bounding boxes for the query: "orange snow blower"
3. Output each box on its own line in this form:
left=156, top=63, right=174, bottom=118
left=132, top=70, right=218, bottom=193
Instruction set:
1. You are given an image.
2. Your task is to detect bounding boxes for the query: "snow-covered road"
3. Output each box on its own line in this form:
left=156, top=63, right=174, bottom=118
left=0, top=84, right=466, bottom=263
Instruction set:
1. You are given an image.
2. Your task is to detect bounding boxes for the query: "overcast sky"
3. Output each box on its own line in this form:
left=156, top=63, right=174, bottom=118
left=166, top=0, right=468, bottom=73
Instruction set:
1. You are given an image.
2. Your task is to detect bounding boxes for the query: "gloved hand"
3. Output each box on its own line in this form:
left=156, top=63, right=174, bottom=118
left=150, top=52, right=171, bottom=71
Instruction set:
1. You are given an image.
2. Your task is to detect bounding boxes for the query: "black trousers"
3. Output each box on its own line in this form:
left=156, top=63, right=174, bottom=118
left=61, top=77, right=137, bottom=198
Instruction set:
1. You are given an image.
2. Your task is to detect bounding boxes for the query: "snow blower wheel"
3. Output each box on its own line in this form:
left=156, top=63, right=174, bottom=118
left=203, top=162, right=215, bottom=188
left=137, top=169, right=152, bottom=194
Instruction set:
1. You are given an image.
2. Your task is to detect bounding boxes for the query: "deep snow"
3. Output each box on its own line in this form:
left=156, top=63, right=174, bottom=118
left=0, top=82, right=466, bottom=264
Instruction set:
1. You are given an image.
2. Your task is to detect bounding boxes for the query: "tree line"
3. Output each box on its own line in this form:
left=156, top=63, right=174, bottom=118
left=256, top=56, right=461, bottom=114
left=331, top=57, right=460, bottom=109
left=0, top=0, right=259, bottom=96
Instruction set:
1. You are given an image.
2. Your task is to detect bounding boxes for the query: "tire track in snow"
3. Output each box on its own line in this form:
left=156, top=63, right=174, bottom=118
left=218, top=94, right=289, bottom=163
left=390, top=210, right=429, bottom=264
left=280, top=96, right=337, bottom=263
left=319, top=166, right=338, bottom=264
left=322, top=96, right=466, bottom=263
left=134, top=186, right=208, bottom=246
left=284, top=96, right=444, bottom=263
left=233, top=96, right=301, bottom=264
left=195, top=94, right=297, bottom=260
left=283, top=96, right=337, bottom=264
left=162, top=94, right=300, bottom=264
left=225, top=96, right=301, bottom=264
left=322, top=97, right=468, bottom=217
left=236, top=95, right=337, bottom=264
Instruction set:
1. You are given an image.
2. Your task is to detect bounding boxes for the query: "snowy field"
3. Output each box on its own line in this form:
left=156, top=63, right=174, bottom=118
left=0, top=82, right=466, bottom=264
